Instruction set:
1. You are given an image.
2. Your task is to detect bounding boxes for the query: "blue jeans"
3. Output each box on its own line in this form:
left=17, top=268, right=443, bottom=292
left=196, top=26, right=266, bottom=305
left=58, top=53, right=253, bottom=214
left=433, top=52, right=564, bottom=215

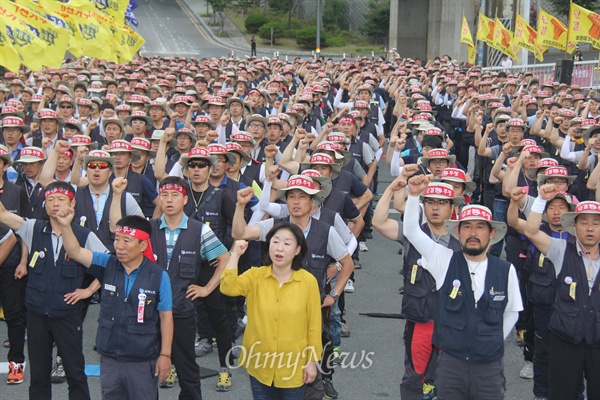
left=490, top=198, right=508, bottom=257
left=249, top=375, right=306, bottom=400
left=329, top=275, right=342, bottom=348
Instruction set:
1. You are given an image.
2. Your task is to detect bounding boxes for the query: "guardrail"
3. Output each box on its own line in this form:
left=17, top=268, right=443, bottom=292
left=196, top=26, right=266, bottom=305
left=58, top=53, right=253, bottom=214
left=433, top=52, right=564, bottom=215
left=482, top=60, right=600, bottom=88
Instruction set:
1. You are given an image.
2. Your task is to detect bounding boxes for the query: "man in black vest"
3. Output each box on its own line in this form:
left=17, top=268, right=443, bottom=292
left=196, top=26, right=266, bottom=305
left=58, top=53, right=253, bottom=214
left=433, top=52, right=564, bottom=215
left=523, top=184, right=600, bottom=399
left=150, top=177, right=231, bottom=395
left=57, top=213, right=174, bottom=400
left=14, top=146, right=46, bottom=219
left=403, top=174, right=522, bottom=400
left=374, top=175, right=463, bottom=400
left=233, top=178, right=354, bottom=400
left=0, top=181, right=108, bottom=400
left=27, top=108, right=64, bottom=153
left=0, top=145, right=29, bottom=385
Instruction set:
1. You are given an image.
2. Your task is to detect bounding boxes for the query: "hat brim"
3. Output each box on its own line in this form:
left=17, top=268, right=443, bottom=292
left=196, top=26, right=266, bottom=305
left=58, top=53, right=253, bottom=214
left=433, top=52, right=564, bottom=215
left=421, top=155, right=456, bottom=167
left=299, top=162, right=341, bottom=180
left=537, top=173, right=576, bottom=186
left=431, top=178, right=477, bottom=194
left=420, top=194, right=464, bottom=206
left=2, top=124, right=30, bottom=134
left=106, top=149, right=141, bottom=163
left=311, top=176, right=332, bottom=201
left=181, top=154, right=218, bottom=169
left=228, top=149, right=251, bottom=167
left=275, top=186, right=323, bottom=204
left=584, top=126, right=600, bottom=146
left=124, top=115, right=153, bottom=126
left=71, top=141, right=98, bottom=150
left=33, top=116, right=65, bottom=127
left=0, top=154, right=13, bottom=166
left=445, top=219, right=507, bottom=245
left=560, top=212, right=597, bottom=236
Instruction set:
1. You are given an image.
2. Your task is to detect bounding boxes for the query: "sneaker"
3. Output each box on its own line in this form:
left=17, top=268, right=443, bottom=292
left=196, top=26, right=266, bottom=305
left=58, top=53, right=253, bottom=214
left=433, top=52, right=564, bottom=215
left=195, top=338, right=213, bottom=357
left=519, top=360, right=534, bottom=379
left=341, top=323, right=350, bottom=338
left=359, top=241, right=368, bottom=252
left=399, top=285, right=404, bottom=294
left=364, top=232, right=373, bottom=239
left=331, top=347, right=341, bottom=366
left=323, top=378, right=339, bottom=399
left=353, top=259, right=362, bottom=269
left=423, top=382, right=437, bottom=400
left=7, top=362, right=24, bottom=385
left=51, top=357, right=66, bottom=384
left=216, top=368, right=232, bottom=392
left=160, top=366, right=177, bottom=388
left=516, top=330, right=525, bottom=346
left=3, top=339, right=9, bottom=348
left=344, top=279, right=355, bottom=293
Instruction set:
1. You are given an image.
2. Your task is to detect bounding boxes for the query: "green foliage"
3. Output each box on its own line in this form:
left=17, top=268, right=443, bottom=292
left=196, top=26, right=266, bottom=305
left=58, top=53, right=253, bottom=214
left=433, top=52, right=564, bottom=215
left=327, top=36, right=346, bottom=47
left=207, top=0, right=230, bottom=13
left=258, top=22, right=286, bottom=43
left=245, top=13, right=268, bottom=33
left=269, top=0, right=292, bottom=13
left=360, top=1, right=390, bottom=42
left=323, top=0, right=349, bottom=31
left=546, top=0, right=599, bottom=17
left=295, top=26, right=327, bottom=48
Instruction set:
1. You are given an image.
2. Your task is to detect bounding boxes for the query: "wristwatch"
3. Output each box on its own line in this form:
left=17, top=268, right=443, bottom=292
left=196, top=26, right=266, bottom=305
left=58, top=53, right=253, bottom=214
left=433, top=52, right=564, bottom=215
left=329, top=290, right=339, bottom=301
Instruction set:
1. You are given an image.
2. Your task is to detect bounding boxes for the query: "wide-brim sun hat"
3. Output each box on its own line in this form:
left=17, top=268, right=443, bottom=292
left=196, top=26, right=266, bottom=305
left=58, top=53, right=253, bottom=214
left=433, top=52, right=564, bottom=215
left=275, top=175, right=323, bottom=204
left=419, top=182, right=464, bottom=206
left=445, top=204, right=507, bottom=245
left=560, top=201, right=600, bottom=236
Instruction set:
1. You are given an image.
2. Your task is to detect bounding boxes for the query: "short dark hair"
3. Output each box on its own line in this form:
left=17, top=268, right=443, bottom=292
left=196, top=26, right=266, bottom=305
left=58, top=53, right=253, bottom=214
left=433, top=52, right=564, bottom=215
left=99, top=102, right=115, bottom=112
left=46, top=180, right=76, bottom=198
left=421, top=134, right=443, bottom=149
left=159, top=176, right=189, bottom=194
left=116, top=216, right=152, bottom=237
left=498, top=72, right=507, bottom=78
left=264, top=222, right=308, bottom=271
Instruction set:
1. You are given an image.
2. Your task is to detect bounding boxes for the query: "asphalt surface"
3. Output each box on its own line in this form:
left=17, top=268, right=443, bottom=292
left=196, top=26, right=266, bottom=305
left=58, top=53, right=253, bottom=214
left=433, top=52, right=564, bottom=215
left=1, top=156, right=536, bottom=399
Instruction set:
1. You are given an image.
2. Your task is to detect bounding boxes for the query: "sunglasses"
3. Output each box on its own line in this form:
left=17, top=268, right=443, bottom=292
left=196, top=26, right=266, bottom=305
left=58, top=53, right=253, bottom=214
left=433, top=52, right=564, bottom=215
left=60, top=105, right=74, bottom=109
left=187, top=161, right=210, bottom=169
left=87, top=162, right=111, bottom=170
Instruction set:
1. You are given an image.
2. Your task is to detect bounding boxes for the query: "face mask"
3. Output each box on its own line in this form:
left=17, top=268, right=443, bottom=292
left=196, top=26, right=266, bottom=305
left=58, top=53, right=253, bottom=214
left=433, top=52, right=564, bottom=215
left=526, top=109, right=537, bottom=117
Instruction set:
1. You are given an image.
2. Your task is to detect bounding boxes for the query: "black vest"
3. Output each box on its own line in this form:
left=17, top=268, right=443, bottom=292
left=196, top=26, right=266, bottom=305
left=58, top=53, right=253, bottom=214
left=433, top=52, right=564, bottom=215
left=369, top=103, right=380, bottom=125
left=240, top=159, right=262, bottom=189
left=149, top=218, right=209, bottom=317
left=549, top=242, right=600, bottom=346
left=95, top=257, right=164, bottom=362
left=527, top=225, right=574, bottom=307
left=26, top=221, right=89, bottom=318
left=184, top=185, right=232, bottom=249
left=0, top=181, right=28, bottom=267
left=434, top=252, right=511, bottom=363
left=349, top=137, right=368, bottom=171
left=322, top=187, right=346, bottom=220
left=16, top=176, right=45, bottom=219
left=331, top=170, right=354, bottom=196
left=402, top=224, right=461, bottom=323
left=74, top=185, right=127, bottom=253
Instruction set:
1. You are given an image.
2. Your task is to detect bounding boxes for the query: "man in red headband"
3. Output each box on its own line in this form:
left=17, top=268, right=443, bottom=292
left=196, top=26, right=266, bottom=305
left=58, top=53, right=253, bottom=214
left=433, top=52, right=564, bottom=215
left=0, top=181, right=108, bottom=399
left=56, top=209, right=174, bottom=400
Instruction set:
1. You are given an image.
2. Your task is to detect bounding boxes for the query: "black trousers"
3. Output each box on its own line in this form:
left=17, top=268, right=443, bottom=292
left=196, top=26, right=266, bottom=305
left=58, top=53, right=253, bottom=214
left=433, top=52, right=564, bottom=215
left=0, top=265, right=26, bottom=363
left=548, top=332, right=600, bottom=400
left=27, top=312, right=90, bottom=400
left=195, top=287, right=233, bottom=368
left=172, top=314, right=202, bottom=400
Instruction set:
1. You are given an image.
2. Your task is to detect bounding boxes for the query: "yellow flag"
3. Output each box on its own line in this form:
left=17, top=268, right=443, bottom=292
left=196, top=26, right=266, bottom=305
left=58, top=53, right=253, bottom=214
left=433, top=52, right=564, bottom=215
left=492, top=18, right=519, bottom=61
left=537, top=9, right=575, bottom=53
left=118, top=24, right=145, bottom=63
left=0, top=19, right=22, bottom=73
left=0, top=4, right=47, bottom=71
left=16, top=0, right=85, bottom=57
left=461, top=16, right=476, bottom=65
left=40, top=0, right=113, bottom=60
left=569, top=2, right=600, bottom=50
left=477, top=13, right=495, bottom=47
left=65, top=0, right=129, bottom=24
left=514, top=14, right=544, bottom=62
left=6, top=2, right=70, bottom=68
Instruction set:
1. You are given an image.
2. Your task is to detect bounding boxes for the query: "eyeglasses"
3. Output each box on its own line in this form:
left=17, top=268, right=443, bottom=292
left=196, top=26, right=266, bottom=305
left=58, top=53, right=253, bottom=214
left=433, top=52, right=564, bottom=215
left=429, top=159, right=449, bottom=166
left=187, top=161, right=210, bottom=169
left=131, top=120, right=146, bottom=124
left=248, top=123, right=265, bottom=129
left=87, top=162, right=110, bottom=170
left=60, top=105, right=74, bottom=109
left=423, top=198, right=452, bottom=206
left=544, top=179, right=568, bottom=186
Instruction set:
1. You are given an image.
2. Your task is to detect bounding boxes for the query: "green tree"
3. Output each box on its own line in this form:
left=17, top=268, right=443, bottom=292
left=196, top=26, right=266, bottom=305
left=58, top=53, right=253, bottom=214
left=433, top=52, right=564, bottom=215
left=360, top=1, right=389, bottom=43
left=546, top=0, right=599, bottom=17
left=258, top=22, right=286, bottom=43
left=207, top=0, right=232, bottom=34
left=323, top=0, right=349, bottom=31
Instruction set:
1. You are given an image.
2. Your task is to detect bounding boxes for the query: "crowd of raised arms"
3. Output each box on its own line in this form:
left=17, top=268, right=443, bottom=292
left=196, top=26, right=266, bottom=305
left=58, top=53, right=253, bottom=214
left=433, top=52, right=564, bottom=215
left=0, top=53, right=599, bottom=400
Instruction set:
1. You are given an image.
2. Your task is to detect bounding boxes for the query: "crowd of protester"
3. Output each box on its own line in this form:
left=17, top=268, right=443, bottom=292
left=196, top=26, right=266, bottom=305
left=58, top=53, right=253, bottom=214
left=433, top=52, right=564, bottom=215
left=0, top=53, right=599, bottom=400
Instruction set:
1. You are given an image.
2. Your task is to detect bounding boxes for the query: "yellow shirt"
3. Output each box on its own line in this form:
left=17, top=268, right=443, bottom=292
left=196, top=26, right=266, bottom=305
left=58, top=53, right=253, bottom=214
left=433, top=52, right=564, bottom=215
left=220, top=266, right=323, bottom=388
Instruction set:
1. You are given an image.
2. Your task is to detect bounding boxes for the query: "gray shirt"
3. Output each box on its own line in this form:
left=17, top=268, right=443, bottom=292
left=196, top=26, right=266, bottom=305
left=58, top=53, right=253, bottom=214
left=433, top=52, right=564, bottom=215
left=545, top=238, right=600, bottom=294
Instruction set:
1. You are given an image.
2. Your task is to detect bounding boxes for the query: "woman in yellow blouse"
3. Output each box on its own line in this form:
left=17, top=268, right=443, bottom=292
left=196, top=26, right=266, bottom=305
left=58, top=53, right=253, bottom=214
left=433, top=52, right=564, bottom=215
left=220, top=222, right=323, bottom=400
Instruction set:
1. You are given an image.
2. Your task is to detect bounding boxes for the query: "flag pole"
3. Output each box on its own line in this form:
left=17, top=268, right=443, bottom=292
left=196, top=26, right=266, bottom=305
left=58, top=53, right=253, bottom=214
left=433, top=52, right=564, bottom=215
left=458, top=9, right=463, bottom=67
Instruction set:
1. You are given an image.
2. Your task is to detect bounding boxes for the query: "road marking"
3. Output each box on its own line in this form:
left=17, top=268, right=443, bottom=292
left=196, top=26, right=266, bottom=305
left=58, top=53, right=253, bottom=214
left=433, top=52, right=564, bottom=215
left=175, top=0, right=227, bottom=49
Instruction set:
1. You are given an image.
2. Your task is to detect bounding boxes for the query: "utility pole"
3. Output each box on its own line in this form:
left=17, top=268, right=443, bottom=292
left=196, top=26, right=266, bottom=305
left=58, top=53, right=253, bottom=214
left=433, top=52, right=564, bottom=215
left=316, top=0, right=321, bottom=58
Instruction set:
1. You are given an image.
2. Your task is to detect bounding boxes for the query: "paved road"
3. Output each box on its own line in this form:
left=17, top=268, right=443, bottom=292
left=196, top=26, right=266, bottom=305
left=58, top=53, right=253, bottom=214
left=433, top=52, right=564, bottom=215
left=135, top=0, right=229, bottom=58
left=1, top=156, right=536, bottom=399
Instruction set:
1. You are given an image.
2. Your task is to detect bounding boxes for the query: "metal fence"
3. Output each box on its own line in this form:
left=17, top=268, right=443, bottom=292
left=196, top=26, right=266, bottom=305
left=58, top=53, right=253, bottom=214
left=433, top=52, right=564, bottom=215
left=482, top=60, right=600, bottom=89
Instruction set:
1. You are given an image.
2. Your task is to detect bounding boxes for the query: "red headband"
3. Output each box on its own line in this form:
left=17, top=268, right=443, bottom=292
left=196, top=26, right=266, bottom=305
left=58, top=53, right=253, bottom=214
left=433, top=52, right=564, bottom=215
left=116, top=225, right=154, bottom=260
left=44, top=187, right=75, bottom=200
left=159, top=183, right=187, bottom=195
left=339, top=116, right=355, bottom=124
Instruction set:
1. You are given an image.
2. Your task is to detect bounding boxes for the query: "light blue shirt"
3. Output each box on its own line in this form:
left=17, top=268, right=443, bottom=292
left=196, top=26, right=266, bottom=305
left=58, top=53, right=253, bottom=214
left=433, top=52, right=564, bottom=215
left=89, top=185, right=110, bottom=225
left=160, top=214, right=188, bottom=265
